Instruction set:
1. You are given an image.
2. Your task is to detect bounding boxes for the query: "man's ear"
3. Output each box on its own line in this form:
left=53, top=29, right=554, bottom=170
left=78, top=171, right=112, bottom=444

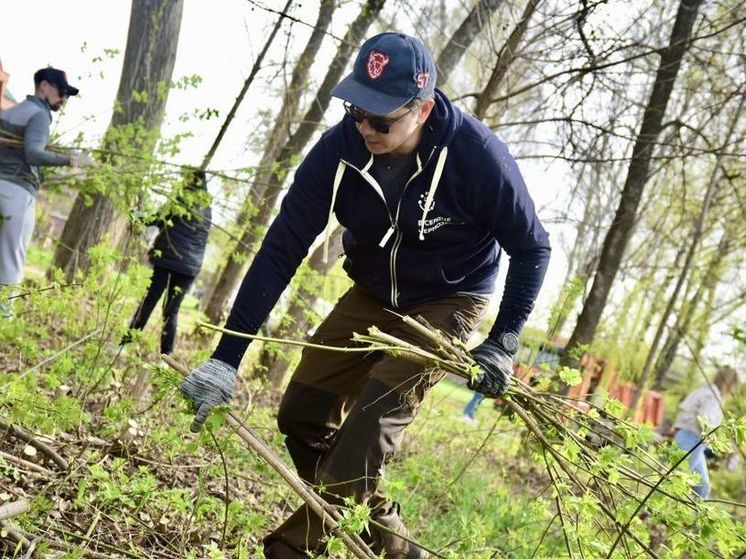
left=417, top=98, right=436, bottom=124
left=36, top=80, right=51, bottom=96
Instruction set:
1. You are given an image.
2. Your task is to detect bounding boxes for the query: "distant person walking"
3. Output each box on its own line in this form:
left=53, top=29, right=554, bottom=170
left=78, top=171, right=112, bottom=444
left=672, top=366, right=740, bottom=498
left=121, top=170, right=211, bottom=355
left=0, top=67, right=93, bottom=315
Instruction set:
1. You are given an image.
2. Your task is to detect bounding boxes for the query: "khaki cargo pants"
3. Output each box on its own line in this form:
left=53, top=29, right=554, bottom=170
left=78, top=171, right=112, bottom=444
left=264, top=285, right=487, bottom=556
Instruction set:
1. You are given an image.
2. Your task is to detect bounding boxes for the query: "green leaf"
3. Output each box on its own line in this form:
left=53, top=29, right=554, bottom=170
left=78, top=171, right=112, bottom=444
left=603, top=397, right=625, bottom=418
left=558, top=366, right=582, bottom=386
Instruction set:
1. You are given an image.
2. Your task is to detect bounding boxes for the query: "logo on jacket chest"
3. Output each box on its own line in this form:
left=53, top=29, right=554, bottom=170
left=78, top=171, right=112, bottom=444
left=416, top=192, right=453, bottom=235
left=417, top=192, right=435, bottom=212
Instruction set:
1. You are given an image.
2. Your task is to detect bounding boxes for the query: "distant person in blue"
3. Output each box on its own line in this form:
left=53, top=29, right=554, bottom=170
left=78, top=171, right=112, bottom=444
left=672, top=366, right=740, bottom=498
left=121, top=169, right=211, bottom=355
left=181, top=33, right=551, bottom=558
left=462, top=389, right=487, bottom=422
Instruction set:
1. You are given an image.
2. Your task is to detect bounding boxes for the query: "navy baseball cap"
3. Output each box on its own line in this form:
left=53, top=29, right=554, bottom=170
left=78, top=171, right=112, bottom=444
left=34, top=67, right=79, bottom=97
left=331, top=32, right=436, bottom=116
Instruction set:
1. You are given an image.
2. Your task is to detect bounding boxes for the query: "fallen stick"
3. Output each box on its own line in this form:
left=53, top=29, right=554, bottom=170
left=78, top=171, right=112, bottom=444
left=18, top=328, right=103, bottom=383
left=0, top=499, right=30, bottom=521
left=0, top=521, right=31, bottom=551
left=2, top=521, right=130, bottom=559
left=161, top=354, right=377, bottom=559
left=0, top=420, right=69, bottom=471
left=0, top=450, right=55, bottom=477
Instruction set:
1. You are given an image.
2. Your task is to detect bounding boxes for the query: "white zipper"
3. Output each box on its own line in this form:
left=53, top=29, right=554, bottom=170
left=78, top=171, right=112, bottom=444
left=341, top=148, right=438, bottom=308
left=390, top=147, right=436, bottom=307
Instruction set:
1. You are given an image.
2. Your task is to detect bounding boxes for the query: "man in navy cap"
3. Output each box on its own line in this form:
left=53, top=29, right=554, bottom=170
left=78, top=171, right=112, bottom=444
left=182, top=33, right=551, bottom=557
left=0, top=67, right=93, bottom=315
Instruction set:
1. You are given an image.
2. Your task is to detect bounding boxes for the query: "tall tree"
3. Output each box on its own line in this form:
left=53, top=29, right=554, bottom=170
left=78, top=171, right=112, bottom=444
left=631, top=92, right=745, bottom=408
left=652, top=229, right=734, bottom=389
left=435, top=0, right=505, bottom=85
left=204, top=0, right=386, bottom=322
left=51, top=0, right=184, bottom=281
left=201, top=0, right=334, bottom=312
left=472, top=0, right=540, bottom=120
left=562, top=0, right=704, bottom=366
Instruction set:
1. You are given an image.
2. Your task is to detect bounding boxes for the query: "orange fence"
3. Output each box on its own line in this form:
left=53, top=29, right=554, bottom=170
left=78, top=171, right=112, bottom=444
left=565, top=355, right=664, bottom=427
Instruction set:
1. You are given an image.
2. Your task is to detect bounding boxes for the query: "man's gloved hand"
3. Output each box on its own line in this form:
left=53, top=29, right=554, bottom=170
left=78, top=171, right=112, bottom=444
left=69, top=151, right=96, bottom=168
left=468, top=337, right=515, bottom=397
left=180, top=358, right=237, bottom=432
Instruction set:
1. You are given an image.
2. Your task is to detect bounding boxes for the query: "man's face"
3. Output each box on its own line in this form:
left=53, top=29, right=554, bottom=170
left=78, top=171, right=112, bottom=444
left=351, top=99, right=435, bottom=156
left=39, top=80, right=68, bottom=112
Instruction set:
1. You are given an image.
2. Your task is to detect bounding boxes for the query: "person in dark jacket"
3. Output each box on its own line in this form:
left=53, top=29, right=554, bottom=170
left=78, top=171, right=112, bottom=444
left=122, top=169, right=211, bottom=355
left=181, top=33, right=551, bottom=558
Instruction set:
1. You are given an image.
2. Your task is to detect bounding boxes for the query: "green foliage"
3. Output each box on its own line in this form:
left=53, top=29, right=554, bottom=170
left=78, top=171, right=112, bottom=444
left=558, top=365, right=583, bottom=386
left=546, top=274, right=586, bottom=336
left=732, top=326, right=746, bottom=347
left=2, top=214, right=745, bottom=559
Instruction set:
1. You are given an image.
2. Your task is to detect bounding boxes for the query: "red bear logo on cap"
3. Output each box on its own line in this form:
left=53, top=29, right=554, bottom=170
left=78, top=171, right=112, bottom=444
left=366, top=49, right=390, bottom=80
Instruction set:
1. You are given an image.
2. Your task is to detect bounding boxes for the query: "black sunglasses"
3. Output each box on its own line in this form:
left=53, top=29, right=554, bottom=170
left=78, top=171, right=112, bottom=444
left=343, top=102, right=416, bottom=134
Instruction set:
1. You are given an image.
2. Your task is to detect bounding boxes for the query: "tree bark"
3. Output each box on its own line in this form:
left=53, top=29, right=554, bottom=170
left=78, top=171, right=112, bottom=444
left=435, top=0, right=505, bottom=86
left=633, top=92, right=744, bottom=405
left=562, top=0, right=704, bottom=367
left=51, top=0, right=184, bottom=281
left=651, top=231, right=731, bottom=389
left=203, top=0, right=386, bottom=323
left=473, top=0, right=540, bottom=119
left=202, top=0, right=335, bottom=319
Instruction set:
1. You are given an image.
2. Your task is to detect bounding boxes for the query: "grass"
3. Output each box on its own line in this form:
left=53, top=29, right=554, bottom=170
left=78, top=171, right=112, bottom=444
left=2, top=259, right=744, bottom=558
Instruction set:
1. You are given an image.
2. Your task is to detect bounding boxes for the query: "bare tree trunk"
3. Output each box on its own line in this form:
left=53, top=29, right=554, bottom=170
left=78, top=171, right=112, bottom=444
left=652, top=232, right=730, bottom=389
left=200, top=0, right=294, bottom=171
left=548, top=132, right=613, bottom=339
left=435, top=0, right=505, bottom=86
left=562, top=0, right=704, bottom=367
left=683, top=271, right=720, bottom=382
left=202, top=0, right=335, bottom=318
left=473, top=0, right=540, bottom=119
left=631, top=93, right=744, bottom=409
left=51, top=0, right=184, bottom=281
left=204, top=0, right=386, bottom=323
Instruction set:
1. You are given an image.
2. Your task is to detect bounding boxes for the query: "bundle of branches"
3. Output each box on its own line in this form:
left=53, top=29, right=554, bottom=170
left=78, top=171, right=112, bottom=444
left=352, top=315, right=744, bottom=559
left=196, top=320, right=744, bottom=557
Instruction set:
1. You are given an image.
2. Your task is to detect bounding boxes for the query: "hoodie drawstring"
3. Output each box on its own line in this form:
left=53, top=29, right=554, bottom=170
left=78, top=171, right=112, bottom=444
left=418, top=146, right=448, bottom=241
left=322, top=161, right=346, bottom=264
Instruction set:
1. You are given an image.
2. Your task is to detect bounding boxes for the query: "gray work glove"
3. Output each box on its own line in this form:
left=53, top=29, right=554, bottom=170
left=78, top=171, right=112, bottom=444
left=468, top=338, right=514, bottom=397
left=180, top=358, right=237, bottom=432
left=69, top=151, right=96, bottom=167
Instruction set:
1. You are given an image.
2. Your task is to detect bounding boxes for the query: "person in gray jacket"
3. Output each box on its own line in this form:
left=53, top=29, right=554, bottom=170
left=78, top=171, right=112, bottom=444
left=0, top=67, right=93, bottom=314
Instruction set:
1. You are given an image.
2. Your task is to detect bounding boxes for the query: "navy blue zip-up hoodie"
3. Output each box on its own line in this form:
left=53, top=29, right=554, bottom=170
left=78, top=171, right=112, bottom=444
left=214, top=90, right=550, bottom=368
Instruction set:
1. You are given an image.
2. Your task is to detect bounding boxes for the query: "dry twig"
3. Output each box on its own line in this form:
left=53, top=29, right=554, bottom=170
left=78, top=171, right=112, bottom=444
left=0, top=499, right=30, bottom=522
left=0, top=421, right=69, bottom=471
